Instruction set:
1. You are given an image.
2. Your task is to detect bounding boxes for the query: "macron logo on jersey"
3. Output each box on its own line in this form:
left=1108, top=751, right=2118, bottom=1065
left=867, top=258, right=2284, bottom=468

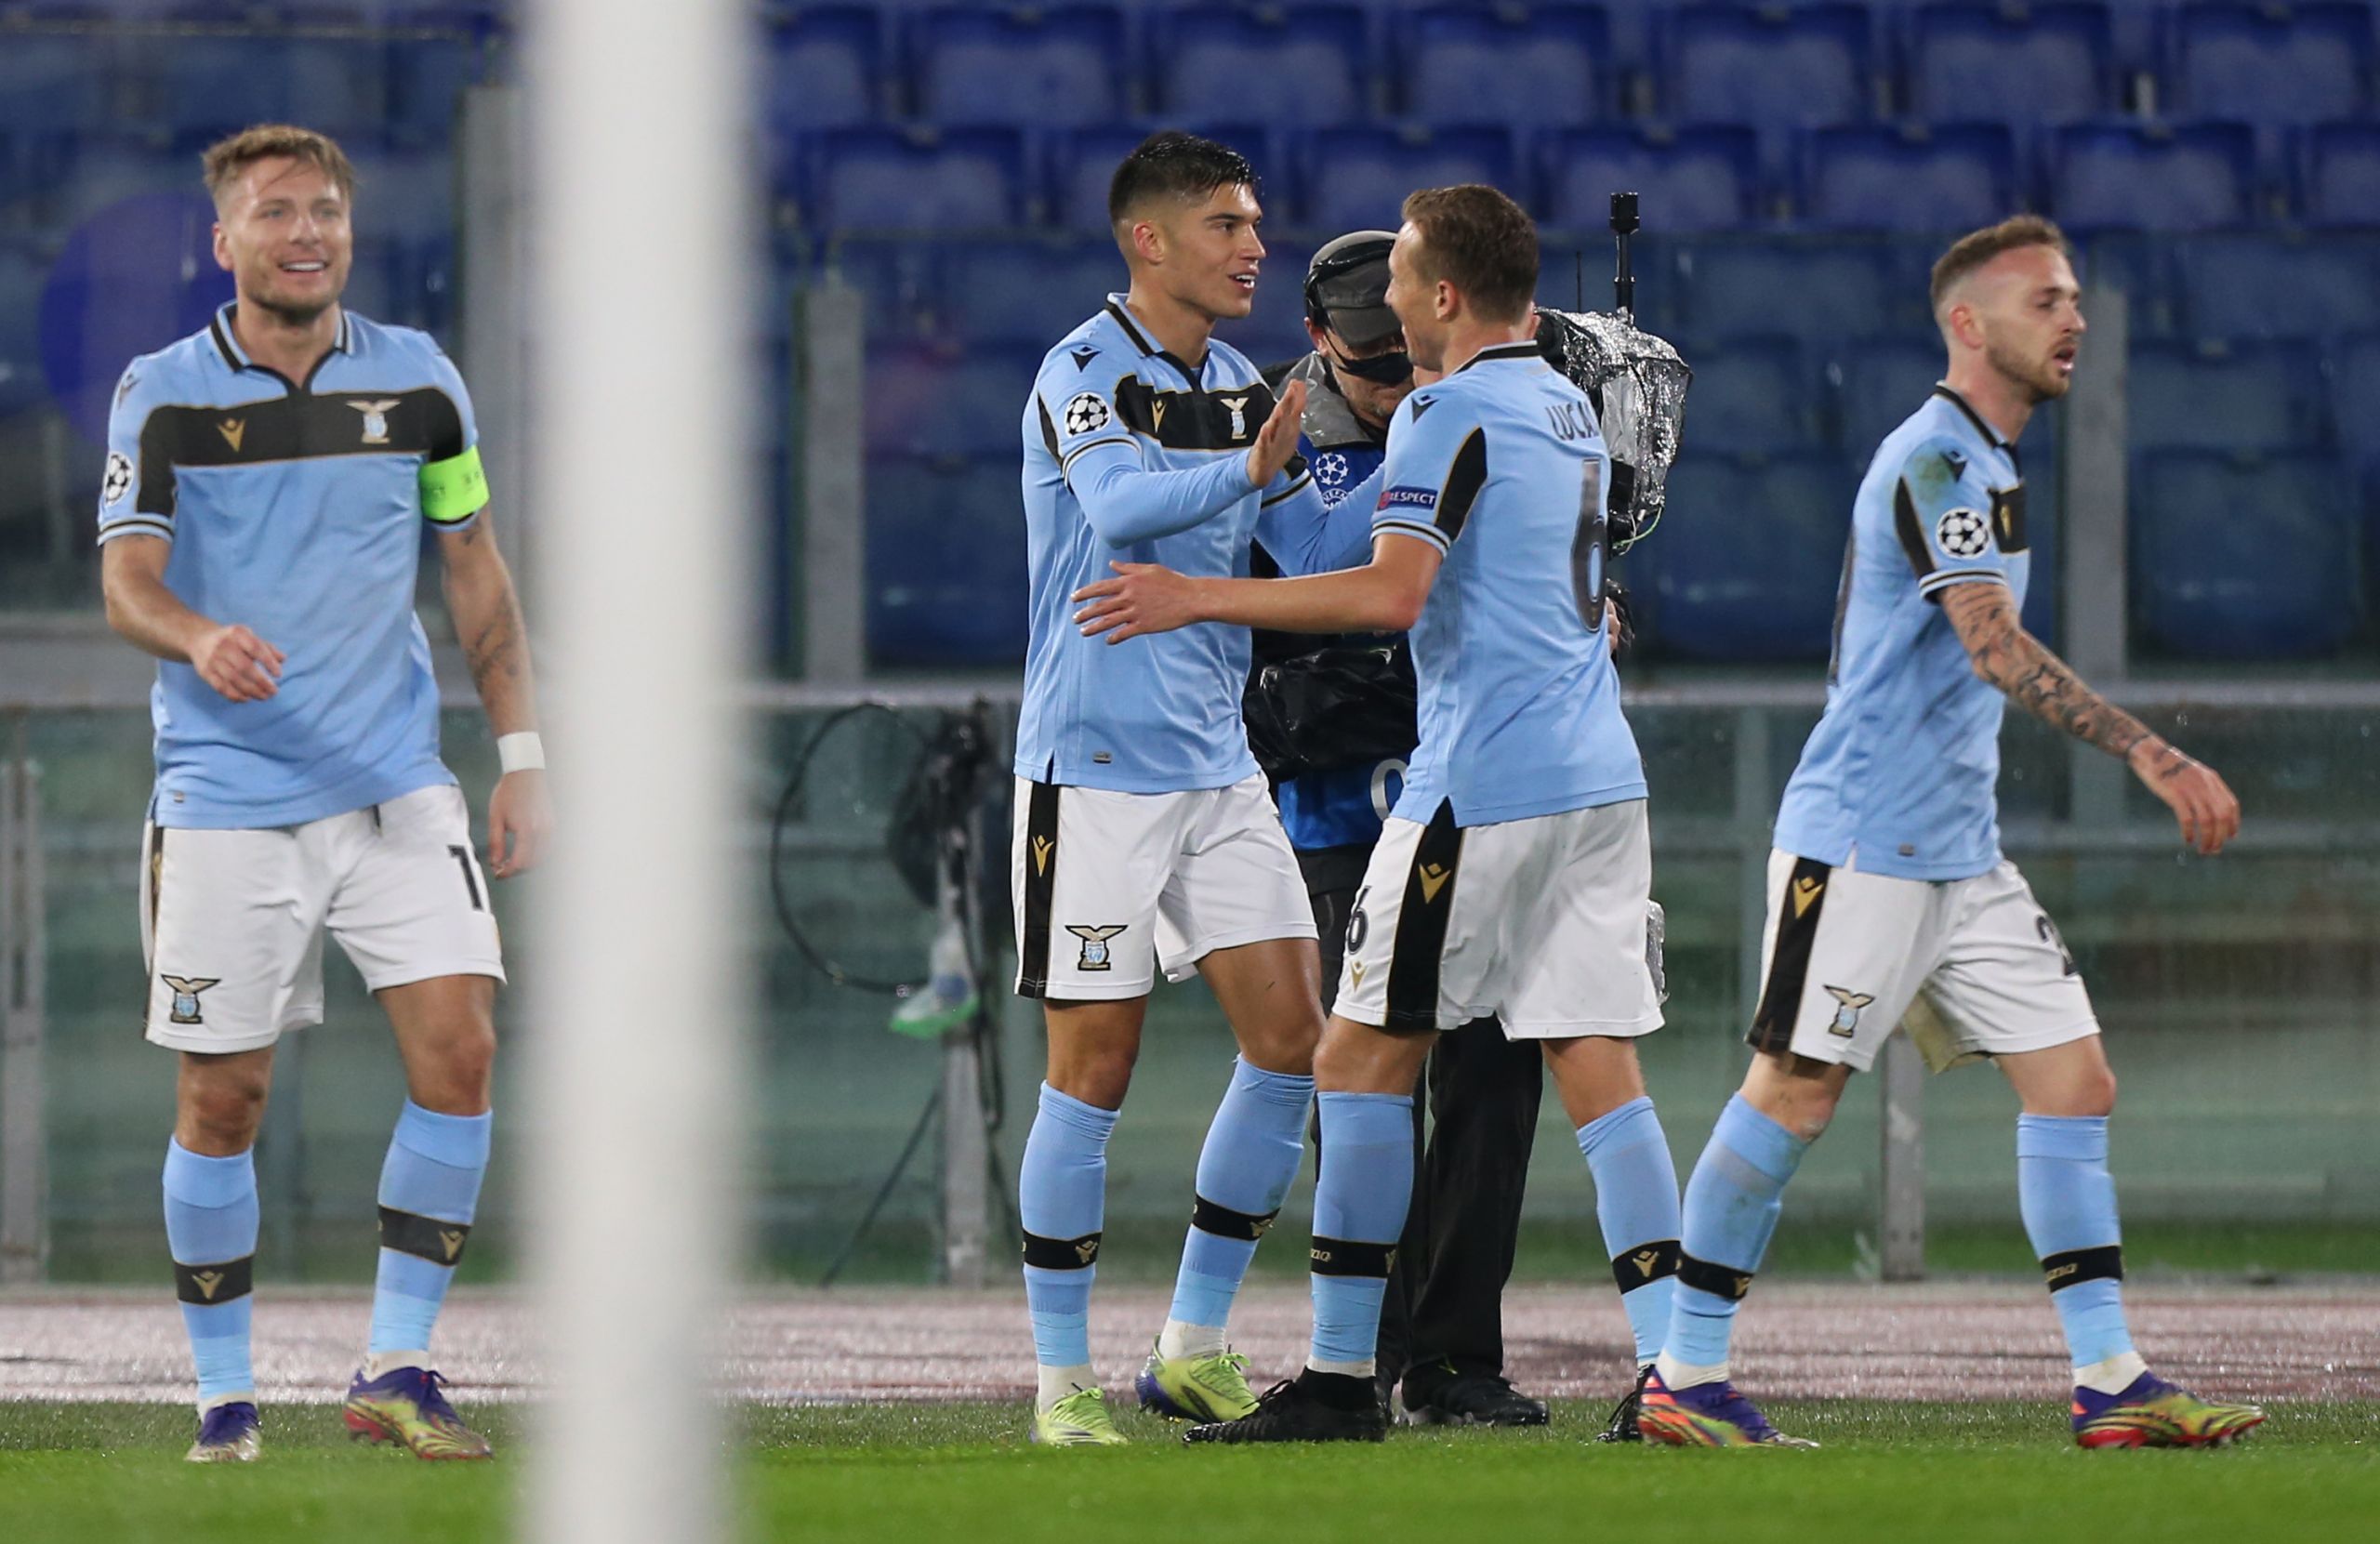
left=1379, top=484, right=1438, bottom=511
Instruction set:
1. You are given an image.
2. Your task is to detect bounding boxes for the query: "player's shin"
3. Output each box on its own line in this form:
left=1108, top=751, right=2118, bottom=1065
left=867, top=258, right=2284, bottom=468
left=1021, top=1082, right=1118, bottom=1407
left=1577, top=1095, right=1682, bottom=1367
left=1304, top=1091, right=1414, bottom=1406
left=164, top=1140, right=261, bottom=1412
left=366, top=1101, right=492, bottom=1375
left=1659, top=1095, right=1811, bottom=1390
left=2016, top=1114, right=2145, bottom=1392
left=1160, top=1058, right=1314, bottom=1358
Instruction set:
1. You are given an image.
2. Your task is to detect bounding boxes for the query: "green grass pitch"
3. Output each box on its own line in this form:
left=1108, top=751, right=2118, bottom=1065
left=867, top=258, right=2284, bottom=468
left=5, top=1401, right=2376, bottom=1543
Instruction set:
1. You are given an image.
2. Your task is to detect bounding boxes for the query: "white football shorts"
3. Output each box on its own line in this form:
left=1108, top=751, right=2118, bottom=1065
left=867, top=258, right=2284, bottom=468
left=1012, top=773, right=1316, bottom=1001
left=1334, top=798, right=1664, bottom=1040
left=140, top=783, right=506, bottom=1054
left=1748, top=848, right=2099, bottom=1073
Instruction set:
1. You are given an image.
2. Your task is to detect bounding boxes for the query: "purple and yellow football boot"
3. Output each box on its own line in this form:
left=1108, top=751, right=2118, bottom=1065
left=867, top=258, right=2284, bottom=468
left=185, top=1400, right=262, bottom=1463
left=1636, top=1370, right=1818, bottom=1448
left=343, top=1366, right=494, bottom=1460
left=2071, top=1373, right=2265, bottom=1449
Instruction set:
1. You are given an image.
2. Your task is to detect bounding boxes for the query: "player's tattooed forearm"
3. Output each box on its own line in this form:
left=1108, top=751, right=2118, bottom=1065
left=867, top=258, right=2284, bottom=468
left=462, top=598, right=526, bottom=696
left=1943, top=584, right=2152, bottom=760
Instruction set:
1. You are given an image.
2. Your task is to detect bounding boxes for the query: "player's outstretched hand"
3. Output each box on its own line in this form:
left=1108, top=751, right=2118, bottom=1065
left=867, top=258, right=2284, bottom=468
left=2128, top=740, right=2240, bottom=856
left=487, top=768, right=552, bottom=878
left=1245, top=378, right=1307, bottom=489
left=1074, top=562, right=1202, bottom=643
left=192, top=623, right=284, bottom=702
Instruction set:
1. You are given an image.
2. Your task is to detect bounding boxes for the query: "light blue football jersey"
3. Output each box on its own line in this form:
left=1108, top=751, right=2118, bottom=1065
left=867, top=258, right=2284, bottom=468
left=1015, top=296, right=1366, bottom=793
left=1369, top=342, right=1645, bottom=827
left=1773, top=386, right=2032, bottom=880
left=98, top=304, right=487, bottom=830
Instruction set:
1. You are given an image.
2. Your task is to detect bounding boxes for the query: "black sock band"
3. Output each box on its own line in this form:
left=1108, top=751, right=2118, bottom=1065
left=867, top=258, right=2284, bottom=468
left=377, top=1206, right=472, bottom=1267
left=1309, top=1235, right=1397, bottom=1278
left=174, top=1255, right=254, bottom=1306
left=1676, top=1250, right=1755, bottom=1301
left=1021, top=1229, right=1103, bottom=1271
left=1611, top=1238, right=1683, bottom=1294
left=2043, top=1245, right=2123, bottom=1293
left=1191, top=1195, right=1280, bottom=1242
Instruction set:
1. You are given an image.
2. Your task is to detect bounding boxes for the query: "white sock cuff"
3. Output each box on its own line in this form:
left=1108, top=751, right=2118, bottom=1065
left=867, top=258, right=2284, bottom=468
left=1157, top=1319, right=1226, bottom=1361
left=1036, top=1363, right=1097, bottom=1410
left=1305, top=1354, right=1374, bottom=1380
left=2074, top=1351, right=2149, bottom=1394
left=1655, top=1353, right=1729, bottom=1391
left=364, top=1349, right=428, bottom=1380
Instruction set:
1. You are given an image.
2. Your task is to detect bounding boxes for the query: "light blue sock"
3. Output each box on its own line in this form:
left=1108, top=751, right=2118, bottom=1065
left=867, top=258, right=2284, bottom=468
left=1664, top=1095, right=1811, bottom=1373
left=1308, top=1091, right=1414, bottom=1372
left=2016, top=1114, right=2135, bottom=1371
left=1578, top=1096, right=1683, bottom=1366
left=1168, top=1058, right=1314, bottom=1338
left=163, top=1140, right=259, bottom=1409
left=1019, top=1083, right=1117, bottom=1371
left=368, top=1102, right=492, bottom=1360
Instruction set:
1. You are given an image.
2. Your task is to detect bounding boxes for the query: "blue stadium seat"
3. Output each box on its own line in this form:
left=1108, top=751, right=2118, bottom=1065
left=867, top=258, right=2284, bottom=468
left=1540, top=125, right=1761, bottom=232
left=815, top=239, right=939, bottom=345
left=1677, top=243, right=1902, bottom=343
left=763, top=7, right=885, bottom=133
left=1397, top=3, right=1607, bottom=127
left=2128, top=339, right=2327, bottom=452
left=1909, top=3, right=2113, bottom=129
left=941, top=235, right=1128, bottom=349
left=2049, top=122, right=2254, bottom=231
left=1685, top=337, right=1818, bottom=455
left=386, top=23, right=492, bottom=144
left=1298, top=125, right=1518, bottom=231
left=346, top=146, right=454, bottom=330
left=2331, top=332, right=2380, bottom=470
left=1828, top=336, right=1943, bottom=458
left=46, top=135, right=192, bottom=233
left=0, top=243, right=45, bottom=418
left=865, top=346, right=1042, bottom=460
left=867, top=455, right=1030, bottom=666
left=1629, top=451, right=1854, bottom=662
left=2132, top=451, right=2361, bottom=658
left=2177, top=233, right=2380, bottom=340
left=1801, top=123, right=2019, bottom=232
left=1045, top=124, right=1277, bottom=234
left=913, top=6, right=1129, bottom=128
left=2304, top=122, right=2380, bottom=227
left=0, top=28, right=116, bottom=134
left=1154, top=5, right=1368, bottom=127
left=804, top=127, right=1028, bottom=231
left=1667, top=5, right=1874, bottom=137
left=143, top=30, right=392, bottom=140
left=2172, top=3, right=2373, bottom=128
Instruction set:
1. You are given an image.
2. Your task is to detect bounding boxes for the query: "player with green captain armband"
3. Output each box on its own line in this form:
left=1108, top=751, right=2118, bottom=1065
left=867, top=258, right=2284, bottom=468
left=96, top=124, right=551, bottom=1465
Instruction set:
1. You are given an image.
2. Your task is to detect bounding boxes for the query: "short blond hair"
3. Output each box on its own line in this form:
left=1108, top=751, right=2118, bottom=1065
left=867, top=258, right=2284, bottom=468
left=201, top=124, right=356, bottom=208
left=1929, top=215, right=2070, bottom=312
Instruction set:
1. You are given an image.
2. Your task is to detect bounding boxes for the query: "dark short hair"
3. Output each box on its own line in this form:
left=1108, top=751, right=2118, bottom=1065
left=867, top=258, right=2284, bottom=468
left=202, top=123, right=356, bottom=207
left=1929, top=215, right=2071, bottom=311
left=1400, top=184, right=1537, bottom=323
left=1108, top=130, right=1257, bottom=226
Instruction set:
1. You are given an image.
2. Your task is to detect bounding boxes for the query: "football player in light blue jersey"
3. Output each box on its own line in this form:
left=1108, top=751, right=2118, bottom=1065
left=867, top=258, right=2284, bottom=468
left=97, top=125, right=549, bottom=1464
left=1009, top=132, right=1382, bottom=1447
left=1636, top=218, right=2260, bottom=1451
left=1077, top=186, right=1682, bottom=1445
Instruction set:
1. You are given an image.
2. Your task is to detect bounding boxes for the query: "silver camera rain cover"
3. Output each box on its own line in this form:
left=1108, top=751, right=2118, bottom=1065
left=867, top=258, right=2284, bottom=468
left=1534, top=307, right=1692, bottom=554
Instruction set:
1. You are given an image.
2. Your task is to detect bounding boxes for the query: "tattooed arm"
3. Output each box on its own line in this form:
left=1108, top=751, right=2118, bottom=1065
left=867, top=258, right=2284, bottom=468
left=1938, top=581, right=2239, bottom=855
left=439, top=513, right=552, bottom=876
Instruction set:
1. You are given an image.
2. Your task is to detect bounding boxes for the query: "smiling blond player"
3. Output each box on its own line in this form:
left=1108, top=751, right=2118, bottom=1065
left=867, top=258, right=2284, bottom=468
left=97, top=125, right=549, bottom=1463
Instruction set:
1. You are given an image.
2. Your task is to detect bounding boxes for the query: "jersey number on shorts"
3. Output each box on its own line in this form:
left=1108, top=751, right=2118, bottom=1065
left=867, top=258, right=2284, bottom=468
left=1346, top=887, right=1369, bottom=954
left=1571, top=460, right=1608, bottom=631
left=2036, top=914, right=2077, bottom=976
left=447, top=847, right=483, bottom=908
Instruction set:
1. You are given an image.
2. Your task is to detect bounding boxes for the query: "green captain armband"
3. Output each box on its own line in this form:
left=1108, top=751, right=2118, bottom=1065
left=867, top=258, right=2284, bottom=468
left=420, top=445, right=489, bottom=525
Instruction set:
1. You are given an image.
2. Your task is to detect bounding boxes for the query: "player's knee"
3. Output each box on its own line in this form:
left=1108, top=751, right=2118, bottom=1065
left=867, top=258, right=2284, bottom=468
left=2075, top=1063, right=2116, bottom=1117
left=178, top=1065, right=269, bottom=1151
left=413, top=1020, right=496, bottom=1115
left=1048, top=1045, right=1136, bottom=1110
